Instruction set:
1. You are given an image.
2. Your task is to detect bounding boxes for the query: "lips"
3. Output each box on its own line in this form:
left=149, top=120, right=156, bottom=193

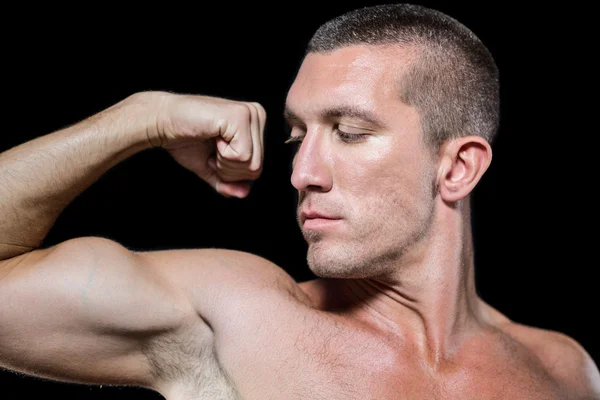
left=300, top=210, right=342, bottom=230
left=301, top=210, right=339, bottom=222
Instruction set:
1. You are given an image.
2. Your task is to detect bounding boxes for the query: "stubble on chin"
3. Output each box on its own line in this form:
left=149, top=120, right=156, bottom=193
left=305, top=237, right=368, bottom=279
left=302, top=229, right=323, bottom=243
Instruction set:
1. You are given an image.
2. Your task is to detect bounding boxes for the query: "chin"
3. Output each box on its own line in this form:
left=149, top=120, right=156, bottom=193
left=306, top=239, right=388, bottom=279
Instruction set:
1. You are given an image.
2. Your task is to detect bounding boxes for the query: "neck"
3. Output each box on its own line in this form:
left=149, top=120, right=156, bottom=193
left=339, top=199, right=491, bottom=368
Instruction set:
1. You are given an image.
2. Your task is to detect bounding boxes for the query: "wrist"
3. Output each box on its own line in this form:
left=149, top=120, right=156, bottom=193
left=122, top=91, right=173, bottom=149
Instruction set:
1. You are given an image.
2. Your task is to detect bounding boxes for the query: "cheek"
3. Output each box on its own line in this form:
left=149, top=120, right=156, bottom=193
left=332, top=156, right=394, bottom=225
left=333, top=142, right=393, bottom=186
left=333, top=146, right=434, bottom=215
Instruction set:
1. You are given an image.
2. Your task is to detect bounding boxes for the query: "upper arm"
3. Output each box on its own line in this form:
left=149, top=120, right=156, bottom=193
left=0, top=236, right=305, bottom=393
left=134, top=246, right=310, bottom=336
left=0, top=236, right=200, bottom=389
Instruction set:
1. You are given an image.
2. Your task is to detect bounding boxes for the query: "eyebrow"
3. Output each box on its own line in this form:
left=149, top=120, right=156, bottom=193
left=283, top=105, right=386, bottom=130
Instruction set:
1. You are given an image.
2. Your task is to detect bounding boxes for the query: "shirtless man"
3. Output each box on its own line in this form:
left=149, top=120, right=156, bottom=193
left=1, top=4, right=598, bottom=400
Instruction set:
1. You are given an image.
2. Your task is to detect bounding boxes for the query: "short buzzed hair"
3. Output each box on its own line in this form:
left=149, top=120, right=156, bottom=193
left=307, top=4, right=500, bottom=152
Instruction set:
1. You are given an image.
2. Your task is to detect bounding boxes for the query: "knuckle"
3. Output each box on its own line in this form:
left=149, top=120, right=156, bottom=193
left=248, top=162, right=262, bottom=174
left=236, top=103, right=252, bottom=121
left=251, top=102, right=266, bottom=118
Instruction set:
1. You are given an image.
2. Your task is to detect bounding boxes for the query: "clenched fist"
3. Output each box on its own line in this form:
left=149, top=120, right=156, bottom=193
left=141, top=92, right=266, bottom=198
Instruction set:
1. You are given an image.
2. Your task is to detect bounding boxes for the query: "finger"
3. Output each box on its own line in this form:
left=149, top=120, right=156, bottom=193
left=215, top=161, right=256, bottom=182
left=247, top=102, right=260, bottom=172
left=219, top=181, right=251, bottom=198
left=201, top=163, right=250, bottom=198
left=212, top=148, right=256, bottom=182
left=247, top=102, right=264, bottom=175
left=216, top=104, right=253, bottom=163
left=253, top=102, right=266, bottom=156
left=214, top=152, right=256, bottom=182
left=199, top=165, right=227, bottom=197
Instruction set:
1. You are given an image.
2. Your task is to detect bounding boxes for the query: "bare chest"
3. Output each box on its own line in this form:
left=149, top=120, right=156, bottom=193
left=205, top=310, right=567, bottom=400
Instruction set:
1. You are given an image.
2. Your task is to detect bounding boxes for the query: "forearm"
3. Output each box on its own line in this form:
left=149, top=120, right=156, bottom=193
left=0, top=91, right=163, bottom=260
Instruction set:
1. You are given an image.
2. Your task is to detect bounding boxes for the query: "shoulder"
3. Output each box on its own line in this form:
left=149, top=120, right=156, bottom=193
left=135, top=246, right=313, bottom=316
left=503, top=322, right=600, bottom=397
left=204, top=248, right=313, bottom=305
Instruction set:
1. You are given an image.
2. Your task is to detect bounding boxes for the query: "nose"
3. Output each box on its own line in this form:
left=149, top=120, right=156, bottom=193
left=290, top=129, right=332, bottom=193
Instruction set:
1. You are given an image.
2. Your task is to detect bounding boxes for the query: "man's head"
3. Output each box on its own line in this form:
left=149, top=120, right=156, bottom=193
left=306, top=4, right=500, bottom=152
left=285, top=4, right=498, bottom=279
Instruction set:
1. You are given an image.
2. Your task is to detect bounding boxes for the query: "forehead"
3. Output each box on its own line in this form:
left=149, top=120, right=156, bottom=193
left=286, top=44, right=417, bottom=119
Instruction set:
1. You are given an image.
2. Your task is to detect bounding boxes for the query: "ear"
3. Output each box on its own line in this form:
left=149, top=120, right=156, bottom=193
left=437, top=136, right=492, bottom=203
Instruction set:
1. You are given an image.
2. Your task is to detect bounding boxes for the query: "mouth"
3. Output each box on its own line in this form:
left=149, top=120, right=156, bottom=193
left=300, top=211, right=342, bottom=231
left=303, top=217, right=342, bottom=231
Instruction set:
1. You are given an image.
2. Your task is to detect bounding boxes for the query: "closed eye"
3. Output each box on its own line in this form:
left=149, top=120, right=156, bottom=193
left=285, top=130, right=368, bottom=146
left=335, top=129, right=368, bottom=142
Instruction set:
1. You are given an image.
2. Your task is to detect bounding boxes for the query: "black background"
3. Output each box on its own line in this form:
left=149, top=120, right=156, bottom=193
left=1, top=2, right=596, bottom=398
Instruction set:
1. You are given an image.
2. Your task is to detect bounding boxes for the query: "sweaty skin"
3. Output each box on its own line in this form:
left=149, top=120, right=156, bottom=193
left=0, top=45, right=599, bottom=400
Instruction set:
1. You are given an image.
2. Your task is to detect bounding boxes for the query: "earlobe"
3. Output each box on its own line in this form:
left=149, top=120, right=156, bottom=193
left=438, top=137, right=492, bottom=203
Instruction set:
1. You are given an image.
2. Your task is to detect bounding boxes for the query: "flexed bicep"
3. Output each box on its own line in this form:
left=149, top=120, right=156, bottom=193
left=0, top=236, right=208, bottom=390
